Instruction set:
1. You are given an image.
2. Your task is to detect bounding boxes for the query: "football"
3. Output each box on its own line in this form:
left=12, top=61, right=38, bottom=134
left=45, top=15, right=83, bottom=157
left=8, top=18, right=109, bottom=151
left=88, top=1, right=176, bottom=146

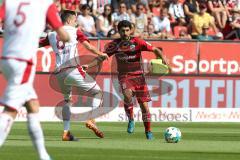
left=164, top=127, right=181, bottom=143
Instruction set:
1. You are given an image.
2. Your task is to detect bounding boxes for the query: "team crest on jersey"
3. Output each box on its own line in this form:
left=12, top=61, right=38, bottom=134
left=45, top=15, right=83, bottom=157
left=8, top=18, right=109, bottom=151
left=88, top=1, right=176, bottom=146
left=130, top=44, right=136, bottom=51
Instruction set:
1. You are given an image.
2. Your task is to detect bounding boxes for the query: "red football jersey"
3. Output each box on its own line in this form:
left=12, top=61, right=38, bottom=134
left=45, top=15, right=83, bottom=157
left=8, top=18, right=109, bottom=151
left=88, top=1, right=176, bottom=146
left=104, top=37, right=153, bottom=75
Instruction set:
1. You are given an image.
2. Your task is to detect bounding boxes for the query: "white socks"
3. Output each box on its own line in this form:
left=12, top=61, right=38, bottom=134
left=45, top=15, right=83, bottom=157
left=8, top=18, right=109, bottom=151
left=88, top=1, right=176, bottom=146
left=0, top=113, right=14, bottom=146
left=92, top=92, right=103, bottom=109
left=27, top=113, right=50, bottom=160
left=62, top=104, right=71, bottom=131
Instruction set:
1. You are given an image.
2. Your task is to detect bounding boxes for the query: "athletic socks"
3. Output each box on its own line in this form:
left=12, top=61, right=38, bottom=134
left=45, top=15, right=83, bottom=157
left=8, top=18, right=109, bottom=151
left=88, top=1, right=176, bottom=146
left=62, top=102, right=71, bottom=131
left=0, top=113, right=14, bottom=146
left=27, top=113, right=50, bottom=160
left=124, top=102, right=134, bottom=120
left=142, top=112, right=151, bottom=132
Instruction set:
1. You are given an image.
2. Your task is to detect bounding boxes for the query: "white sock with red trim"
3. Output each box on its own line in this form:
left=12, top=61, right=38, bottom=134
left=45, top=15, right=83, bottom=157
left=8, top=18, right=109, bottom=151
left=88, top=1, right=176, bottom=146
left=27, top=113, right=50, bottom=160
left=0, top=113, right=14, bottom=146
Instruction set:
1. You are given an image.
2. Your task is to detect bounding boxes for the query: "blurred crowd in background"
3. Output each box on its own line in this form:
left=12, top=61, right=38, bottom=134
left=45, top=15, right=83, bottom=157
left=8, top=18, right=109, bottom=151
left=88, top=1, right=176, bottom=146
left=2, top=0, right=240, bottom=40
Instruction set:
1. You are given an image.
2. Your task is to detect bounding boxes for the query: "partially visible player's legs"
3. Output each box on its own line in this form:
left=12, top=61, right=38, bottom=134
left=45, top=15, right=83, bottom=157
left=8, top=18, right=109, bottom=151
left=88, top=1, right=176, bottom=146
left=84, top=85, right=104, bottom=138
left=25, top=100, right=51, bottom=160
left=122, top=89, right=135, bottom=133
left=61, top=99, right=77, bottom=141
left=55, top=71, right=77, bottom=141
left=139, top=102, right=153, bottom=140
left=0, top=107, right=16, bottom=146
left=64, top=69, right=104, bottom=138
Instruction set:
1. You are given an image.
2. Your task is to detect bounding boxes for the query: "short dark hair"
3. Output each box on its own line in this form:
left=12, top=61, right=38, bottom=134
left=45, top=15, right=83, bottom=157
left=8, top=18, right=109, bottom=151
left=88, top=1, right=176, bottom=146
left=60, top=10, right=76, bottom=23
left=118, top=20, right=132, bottom=31
left=81, top=4, right=90, bottom=10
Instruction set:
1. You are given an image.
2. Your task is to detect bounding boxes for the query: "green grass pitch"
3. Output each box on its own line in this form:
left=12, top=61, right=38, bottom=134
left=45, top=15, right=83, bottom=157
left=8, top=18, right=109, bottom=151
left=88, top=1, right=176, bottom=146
left=0, top=122, right=240, bottom=160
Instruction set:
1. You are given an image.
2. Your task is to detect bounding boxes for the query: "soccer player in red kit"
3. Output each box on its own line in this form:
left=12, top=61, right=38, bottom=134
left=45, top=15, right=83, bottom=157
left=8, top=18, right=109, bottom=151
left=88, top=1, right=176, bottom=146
left=0, top=0, right=69, bottom=159
left=84, top=20, right=168, bottom=139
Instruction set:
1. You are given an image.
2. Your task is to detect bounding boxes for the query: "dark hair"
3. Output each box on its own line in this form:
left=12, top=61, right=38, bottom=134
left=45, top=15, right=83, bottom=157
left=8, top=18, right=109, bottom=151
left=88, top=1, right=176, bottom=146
left=81, top=4, right=90, bottom=10
left=103, top=4, right=112, bottom=24
left=60, top=10, right=76, bottom=23
left=136, top=3, right=144, bottom=9
left=118, top=20, right=132, bottom=31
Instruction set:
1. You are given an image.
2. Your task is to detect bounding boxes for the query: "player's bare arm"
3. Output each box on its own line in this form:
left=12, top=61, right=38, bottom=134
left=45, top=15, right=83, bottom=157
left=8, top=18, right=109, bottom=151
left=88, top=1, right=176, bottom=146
left=153, top=47, right=170, bottom=65
left=82, top=55, right=106, bottom=71
left=152, top=47, right=171, bottom=72
left=82, top=41, right=108, bottom=59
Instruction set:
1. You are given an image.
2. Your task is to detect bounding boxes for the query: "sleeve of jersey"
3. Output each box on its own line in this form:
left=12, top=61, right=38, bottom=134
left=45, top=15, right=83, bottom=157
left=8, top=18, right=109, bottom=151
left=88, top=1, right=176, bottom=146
left=46, top=4, right=63, bottom=30
left=103, top=42, right=115, bottom=57
left=76, top=29, right=90, bottom=43
left=139, top=39, right=154, bottom=52
left=0, top=1, right=5, bottom=20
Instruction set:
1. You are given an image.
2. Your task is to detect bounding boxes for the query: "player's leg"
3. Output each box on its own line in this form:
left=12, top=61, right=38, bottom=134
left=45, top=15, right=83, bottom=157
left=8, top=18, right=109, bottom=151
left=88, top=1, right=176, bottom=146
left=55, top=72, right=76, bottom=141
left=0, top=107, right=16, bottom=146
left=135, top=76, right=153, bottom=139
left=65, top=68, right=104, bottom=138
left=83, top=84, right=104, bottom=138
left=25, top=99, right=51, bottom=160
left=139, top=102, right=153, bottom=140
left=0, top=59, right=25, bottom=146
left=122, top=89, right=135, bottom=133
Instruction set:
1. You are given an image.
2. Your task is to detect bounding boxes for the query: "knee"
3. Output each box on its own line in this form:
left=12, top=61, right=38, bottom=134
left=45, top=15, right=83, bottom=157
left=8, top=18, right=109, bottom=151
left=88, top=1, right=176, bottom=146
left=90, top=85, right=102, bottom=97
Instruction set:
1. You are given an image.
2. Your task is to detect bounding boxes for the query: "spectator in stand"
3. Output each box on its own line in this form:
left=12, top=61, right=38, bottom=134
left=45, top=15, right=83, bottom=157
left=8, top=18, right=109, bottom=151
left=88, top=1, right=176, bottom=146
left=97, top=4, right=113, bottom=37
left=197, top=0, right=208, bottom=3
left=177, top=29, right=192, bottom=39
left=130, top=0, right=149, bottom=13
left=152, top=7, right=172, bottom=39
left=191, top=3, right=218, bottom=39
left=149, top=0, right=170, bottom=16
left=97, top=0, right=112, bottom=15
left=143, top=23, right=160, bottom=38
left=197, top=24, right=214, bottom=40
left=61, top=0, right=80, bottom=12
left=111, top=0, right=136, bottom=13
left=228, top=10, right=240, bottom=39
left=224, top=0, right=240, bottom=21
left=131, top=3, right=148, bottom=36
left=183, top=0, right=200, bottom=23
left=81, top=0, right=98, bottom=18
left=107, top=20, right=120, bottom=38
left=168, top=0, right=186, bottom=25
left=207, top=0, right=227, bottom=29
left=112, top=2, right=131, bottom=22
left=77, top=4, right=97, bottom=37
left=135, top=0, right=150, bottom=13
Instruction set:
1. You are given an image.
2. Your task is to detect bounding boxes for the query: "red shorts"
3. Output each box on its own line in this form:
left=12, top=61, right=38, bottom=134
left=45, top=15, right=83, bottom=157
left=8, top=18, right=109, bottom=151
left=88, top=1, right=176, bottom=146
left=118, top=74, right=151, bottom=103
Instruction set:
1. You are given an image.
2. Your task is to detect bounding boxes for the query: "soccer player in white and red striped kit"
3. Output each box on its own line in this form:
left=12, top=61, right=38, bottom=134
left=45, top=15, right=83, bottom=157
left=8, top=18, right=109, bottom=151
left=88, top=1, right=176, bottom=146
left=0, top=0, right=69, bottom=160
left=40, top=10, right=108, bottom=141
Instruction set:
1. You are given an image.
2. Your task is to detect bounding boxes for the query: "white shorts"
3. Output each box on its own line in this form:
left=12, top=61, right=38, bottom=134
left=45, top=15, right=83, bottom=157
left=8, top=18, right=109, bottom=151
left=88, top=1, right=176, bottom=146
left=0, top=59, right=37, bottom=110
left=55, top=66, right=101, bottom=101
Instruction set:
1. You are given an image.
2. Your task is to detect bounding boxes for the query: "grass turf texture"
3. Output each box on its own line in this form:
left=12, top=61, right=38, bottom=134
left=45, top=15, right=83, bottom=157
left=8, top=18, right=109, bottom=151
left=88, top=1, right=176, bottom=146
left=0, top=122, right=240, bottom=160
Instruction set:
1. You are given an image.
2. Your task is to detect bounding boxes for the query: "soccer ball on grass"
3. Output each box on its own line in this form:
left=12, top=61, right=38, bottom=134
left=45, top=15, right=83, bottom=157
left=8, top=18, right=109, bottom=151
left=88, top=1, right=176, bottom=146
left=164, top=127, right=181, bottom=143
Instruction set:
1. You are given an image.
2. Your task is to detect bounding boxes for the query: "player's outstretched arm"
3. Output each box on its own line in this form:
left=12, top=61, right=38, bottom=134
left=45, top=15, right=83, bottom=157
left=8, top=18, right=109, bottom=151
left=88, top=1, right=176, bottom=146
left=152, top=47, right=171, bottom=73
left=82, top=56, right=105, bottom=71
left=152, top=47, right=168, bottom=65
left=82, top=41, right=108, bottom=60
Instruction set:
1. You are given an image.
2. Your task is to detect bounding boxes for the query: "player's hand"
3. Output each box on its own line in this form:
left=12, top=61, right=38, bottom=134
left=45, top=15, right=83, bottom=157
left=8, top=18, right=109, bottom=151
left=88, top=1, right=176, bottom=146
left=81, top=65, right=89, bottom=71
left=158, top=55, right=172, bottom=74
left=98, top=53, right=109, bottom=61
